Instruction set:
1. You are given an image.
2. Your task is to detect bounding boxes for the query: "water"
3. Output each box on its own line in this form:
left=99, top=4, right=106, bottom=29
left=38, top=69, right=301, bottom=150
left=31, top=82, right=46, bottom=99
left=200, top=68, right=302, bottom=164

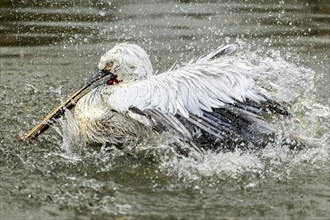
left=1, top=0, right=329, bottom=219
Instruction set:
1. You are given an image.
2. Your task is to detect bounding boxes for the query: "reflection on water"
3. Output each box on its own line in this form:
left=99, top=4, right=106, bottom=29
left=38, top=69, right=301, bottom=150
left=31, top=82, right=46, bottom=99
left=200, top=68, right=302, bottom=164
left=1, top=0, right=116, bottom=46
left=0, top=0, right=329, bottom=219
left=1, top=0, right=329, bottom=47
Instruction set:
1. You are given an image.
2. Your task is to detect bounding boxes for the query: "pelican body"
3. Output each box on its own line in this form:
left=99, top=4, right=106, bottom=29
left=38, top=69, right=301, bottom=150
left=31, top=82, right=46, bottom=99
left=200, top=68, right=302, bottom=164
left=23, top=43, right=289, bottom=150
left=73, top=43, right=288, bottom=149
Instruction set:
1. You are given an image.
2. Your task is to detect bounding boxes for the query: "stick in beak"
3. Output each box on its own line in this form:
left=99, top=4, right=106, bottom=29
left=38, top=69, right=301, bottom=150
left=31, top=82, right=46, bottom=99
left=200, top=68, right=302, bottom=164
left=20, top=69, right=113, bottom=141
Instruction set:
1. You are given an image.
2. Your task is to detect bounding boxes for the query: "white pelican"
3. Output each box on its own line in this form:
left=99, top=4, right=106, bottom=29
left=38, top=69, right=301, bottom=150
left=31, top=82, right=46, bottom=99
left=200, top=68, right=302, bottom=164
left=23, top=43, right=289, bottom=150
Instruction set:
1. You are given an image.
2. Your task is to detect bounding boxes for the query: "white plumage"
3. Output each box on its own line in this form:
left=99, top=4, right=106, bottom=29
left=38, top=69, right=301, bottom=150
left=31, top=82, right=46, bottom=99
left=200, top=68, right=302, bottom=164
left=73, top=43, right=288, bottom=149
left=105, top=56, right=270, bottom=116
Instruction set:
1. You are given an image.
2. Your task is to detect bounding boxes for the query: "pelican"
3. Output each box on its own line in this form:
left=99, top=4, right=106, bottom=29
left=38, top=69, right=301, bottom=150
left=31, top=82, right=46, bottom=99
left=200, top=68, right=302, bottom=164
left=22, top=43, right=289, bottom=151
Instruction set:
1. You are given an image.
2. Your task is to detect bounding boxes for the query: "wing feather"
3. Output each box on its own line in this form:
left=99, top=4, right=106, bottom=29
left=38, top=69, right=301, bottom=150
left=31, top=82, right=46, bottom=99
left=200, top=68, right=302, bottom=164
left=144, top=109, right=192, bottom=139
left=103, top=45, right=288, bottom=144
left=106, top=57, right=274, bottom=117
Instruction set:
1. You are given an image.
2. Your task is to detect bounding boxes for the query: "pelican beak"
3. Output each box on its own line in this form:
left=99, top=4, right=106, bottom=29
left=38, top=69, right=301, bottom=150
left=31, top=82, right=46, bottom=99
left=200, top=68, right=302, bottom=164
left=85, top=69, right=114, bottom=89
left=20, top=69, right=114, bottom=141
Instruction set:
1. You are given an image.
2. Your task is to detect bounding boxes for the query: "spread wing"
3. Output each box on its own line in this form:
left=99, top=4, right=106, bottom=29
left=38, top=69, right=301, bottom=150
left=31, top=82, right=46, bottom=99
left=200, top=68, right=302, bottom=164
left=104, top=45, right=288, bottom=143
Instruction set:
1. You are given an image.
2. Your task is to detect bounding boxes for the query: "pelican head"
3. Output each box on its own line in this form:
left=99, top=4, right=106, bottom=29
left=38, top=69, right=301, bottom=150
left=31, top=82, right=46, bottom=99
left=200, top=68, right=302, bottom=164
left=97, top=43, right=153, bottom=82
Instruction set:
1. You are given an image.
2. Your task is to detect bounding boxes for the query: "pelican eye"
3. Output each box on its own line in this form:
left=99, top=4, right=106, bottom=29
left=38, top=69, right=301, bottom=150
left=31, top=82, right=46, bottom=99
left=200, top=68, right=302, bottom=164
left=105, top=62, right=113, bottom=70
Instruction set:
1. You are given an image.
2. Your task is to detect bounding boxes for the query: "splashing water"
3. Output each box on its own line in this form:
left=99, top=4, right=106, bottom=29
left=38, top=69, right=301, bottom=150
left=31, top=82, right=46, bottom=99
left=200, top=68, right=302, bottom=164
left=235, top=40, right=315, bottom=103
left=52, top=42, right=328, bottom=183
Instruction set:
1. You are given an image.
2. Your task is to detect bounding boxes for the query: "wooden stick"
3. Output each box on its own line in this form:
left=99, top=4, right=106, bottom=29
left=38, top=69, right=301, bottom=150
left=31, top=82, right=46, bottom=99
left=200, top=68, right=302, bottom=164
left=20, top=70, right=113, bottom=140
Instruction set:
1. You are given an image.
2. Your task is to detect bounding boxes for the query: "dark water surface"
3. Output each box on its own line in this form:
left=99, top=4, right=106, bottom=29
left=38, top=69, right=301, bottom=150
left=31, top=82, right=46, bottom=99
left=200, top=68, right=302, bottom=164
left=1, top=0, right=329, bottom=219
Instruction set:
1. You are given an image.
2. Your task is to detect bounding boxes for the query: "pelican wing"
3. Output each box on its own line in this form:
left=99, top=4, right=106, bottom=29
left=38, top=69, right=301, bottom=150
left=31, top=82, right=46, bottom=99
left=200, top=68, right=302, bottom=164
left=104, top=48, right=287, bottom=142
left=106, top=57, right=273, bottom=117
